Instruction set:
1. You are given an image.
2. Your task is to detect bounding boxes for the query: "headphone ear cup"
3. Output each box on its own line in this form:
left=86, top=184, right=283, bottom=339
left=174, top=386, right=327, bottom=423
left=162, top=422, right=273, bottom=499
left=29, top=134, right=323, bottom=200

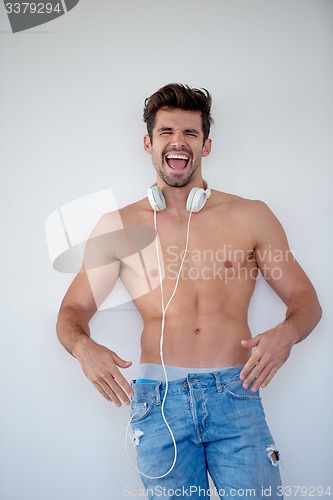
left=147, top=185, right=167, bottom=211
left=186, top=187, right=211, bottom=212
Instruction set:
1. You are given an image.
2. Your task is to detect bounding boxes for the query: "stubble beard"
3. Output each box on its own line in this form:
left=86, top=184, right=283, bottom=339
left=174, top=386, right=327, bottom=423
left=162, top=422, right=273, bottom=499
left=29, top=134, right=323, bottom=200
left=152, top=153, right=202, bottom=188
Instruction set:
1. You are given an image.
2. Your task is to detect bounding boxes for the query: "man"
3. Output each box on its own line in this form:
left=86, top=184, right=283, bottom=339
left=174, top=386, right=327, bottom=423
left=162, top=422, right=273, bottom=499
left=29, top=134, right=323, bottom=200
left=56, top=83, right=321, bottom=499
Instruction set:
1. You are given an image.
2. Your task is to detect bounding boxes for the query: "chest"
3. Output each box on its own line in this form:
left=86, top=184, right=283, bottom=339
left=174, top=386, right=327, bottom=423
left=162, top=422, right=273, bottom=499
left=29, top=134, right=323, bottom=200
left=157, top=214, right=255, bottom=270
left=119, top=208, right=257, bottom=291
left=136, top=216, right=254, bottom=295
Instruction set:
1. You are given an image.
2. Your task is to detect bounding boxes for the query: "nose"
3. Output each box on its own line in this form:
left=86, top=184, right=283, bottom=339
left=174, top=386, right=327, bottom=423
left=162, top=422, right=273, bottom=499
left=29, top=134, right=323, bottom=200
left=170, top=129, right=187, bottom=149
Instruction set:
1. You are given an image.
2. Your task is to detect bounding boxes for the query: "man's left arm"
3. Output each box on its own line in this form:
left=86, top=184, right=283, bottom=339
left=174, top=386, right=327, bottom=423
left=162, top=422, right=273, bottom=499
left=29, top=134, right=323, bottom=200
left=240, top=201, right=322, bottom=391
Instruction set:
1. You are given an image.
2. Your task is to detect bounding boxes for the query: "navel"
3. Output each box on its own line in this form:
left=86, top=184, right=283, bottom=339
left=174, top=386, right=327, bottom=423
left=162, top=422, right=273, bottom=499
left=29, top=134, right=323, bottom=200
left=195, top=328, right=200, bottom=335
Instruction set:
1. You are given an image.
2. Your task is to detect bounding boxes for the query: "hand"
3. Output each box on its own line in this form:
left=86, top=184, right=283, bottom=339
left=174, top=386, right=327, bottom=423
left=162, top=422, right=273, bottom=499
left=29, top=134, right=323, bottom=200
left=240, top=325, right=296, bottom=392
left=74, top=337, right=134, bottom=406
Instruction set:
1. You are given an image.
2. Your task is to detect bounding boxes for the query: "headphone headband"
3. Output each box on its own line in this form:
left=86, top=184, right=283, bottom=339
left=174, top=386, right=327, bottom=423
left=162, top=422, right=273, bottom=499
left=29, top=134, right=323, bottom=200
left=146, top=181, right=211, bottom=213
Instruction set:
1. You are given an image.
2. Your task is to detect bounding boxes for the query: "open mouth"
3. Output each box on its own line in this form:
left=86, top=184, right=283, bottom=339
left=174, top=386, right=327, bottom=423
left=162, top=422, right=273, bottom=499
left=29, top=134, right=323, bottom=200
left=165, top=153, right=190, bottom=171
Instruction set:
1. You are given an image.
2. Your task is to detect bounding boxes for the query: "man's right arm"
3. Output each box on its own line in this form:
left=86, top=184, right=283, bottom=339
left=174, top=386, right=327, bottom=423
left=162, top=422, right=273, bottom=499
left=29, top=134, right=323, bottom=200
left=56, top=213, right=134, bottom=406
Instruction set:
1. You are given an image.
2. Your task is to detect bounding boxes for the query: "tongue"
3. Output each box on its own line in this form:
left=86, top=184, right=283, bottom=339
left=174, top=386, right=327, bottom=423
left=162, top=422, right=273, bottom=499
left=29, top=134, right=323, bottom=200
left=167, top=158, right=187, bottom=170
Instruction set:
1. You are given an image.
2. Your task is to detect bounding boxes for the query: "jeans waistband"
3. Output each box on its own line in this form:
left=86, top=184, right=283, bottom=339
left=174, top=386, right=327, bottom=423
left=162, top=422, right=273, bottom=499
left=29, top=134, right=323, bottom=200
left=131, top=364, right=245, bottom=404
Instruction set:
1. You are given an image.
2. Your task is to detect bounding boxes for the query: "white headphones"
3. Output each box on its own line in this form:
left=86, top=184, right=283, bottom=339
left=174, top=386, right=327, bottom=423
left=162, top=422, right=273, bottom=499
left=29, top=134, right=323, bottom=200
left=126, top=181, right=211, bottom=478
left=146, top=181, right=211, bottom=213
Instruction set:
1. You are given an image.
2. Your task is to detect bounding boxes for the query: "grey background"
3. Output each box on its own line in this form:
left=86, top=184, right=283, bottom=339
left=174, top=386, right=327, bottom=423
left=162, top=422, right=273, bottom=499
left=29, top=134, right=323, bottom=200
left=0, top=0, right=332, bottom=498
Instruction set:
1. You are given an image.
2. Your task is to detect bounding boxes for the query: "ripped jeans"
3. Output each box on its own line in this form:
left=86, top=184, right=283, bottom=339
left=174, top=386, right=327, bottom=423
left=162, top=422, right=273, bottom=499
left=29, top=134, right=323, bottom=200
left=130, top=365, right=282, bottom=499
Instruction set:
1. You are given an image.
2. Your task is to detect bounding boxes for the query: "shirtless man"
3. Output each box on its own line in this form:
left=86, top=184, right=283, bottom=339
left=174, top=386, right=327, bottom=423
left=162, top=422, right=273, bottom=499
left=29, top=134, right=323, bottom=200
left=56, top=84, right=322, bottom=499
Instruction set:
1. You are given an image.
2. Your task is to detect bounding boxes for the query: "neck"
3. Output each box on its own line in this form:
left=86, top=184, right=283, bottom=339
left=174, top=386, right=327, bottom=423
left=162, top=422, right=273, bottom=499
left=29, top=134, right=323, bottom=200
left=156, top=176, right=206, bottom=215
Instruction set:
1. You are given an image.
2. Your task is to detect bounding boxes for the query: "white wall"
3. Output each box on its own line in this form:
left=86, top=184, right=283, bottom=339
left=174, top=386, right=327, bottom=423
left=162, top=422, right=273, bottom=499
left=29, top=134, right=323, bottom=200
left=1, top=1, right=332, bottom=498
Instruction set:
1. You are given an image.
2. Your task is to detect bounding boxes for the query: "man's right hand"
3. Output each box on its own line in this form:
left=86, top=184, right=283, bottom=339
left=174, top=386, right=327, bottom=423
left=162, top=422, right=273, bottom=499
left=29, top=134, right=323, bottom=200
left=73, top=336, right=134, bottom=406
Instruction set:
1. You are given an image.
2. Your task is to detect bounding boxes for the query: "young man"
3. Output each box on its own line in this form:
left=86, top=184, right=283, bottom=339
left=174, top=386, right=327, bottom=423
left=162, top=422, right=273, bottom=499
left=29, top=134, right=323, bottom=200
left=56, top=83, right=321, bottom=499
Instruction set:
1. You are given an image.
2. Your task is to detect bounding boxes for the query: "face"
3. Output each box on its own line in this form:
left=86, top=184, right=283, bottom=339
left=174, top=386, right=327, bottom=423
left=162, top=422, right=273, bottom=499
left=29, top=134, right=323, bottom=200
left=144, top=108, right=212, bottom=188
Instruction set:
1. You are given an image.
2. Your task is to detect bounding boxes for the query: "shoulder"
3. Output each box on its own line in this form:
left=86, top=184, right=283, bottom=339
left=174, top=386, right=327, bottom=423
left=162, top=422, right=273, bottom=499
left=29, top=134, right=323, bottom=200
left=211, top=189, right=273, bottom=219
left=90, top=199, right=153, bottom=238
left=211, top=191, right=285, bottom=242
left=91, top=197, right=150, bottom=233
left=119, top=197, right=152, bottom=227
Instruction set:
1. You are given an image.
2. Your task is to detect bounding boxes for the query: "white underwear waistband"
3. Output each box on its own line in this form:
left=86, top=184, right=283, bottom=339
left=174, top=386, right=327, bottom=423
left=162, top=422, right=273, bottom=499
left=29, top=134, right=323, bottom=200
left=137, top=363, right=228, bottom=382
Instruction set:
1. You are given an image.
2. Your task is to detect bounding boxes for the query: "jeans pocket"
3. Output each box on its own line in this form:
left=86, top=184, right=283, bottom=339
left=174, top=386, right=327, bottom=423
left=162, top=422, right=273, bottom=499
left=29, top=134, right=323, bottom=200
left=223, top=378, right=261, bottom=401
left=130, top=398, right=156, bottom=423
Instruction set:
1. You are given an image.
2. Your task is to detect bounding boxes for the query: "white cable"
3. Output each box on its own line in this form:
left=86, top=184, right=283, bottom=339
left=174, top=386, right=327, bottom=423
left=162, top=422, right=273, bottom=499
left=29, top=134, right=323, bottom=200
left=125, top=207, right=193, bottom=479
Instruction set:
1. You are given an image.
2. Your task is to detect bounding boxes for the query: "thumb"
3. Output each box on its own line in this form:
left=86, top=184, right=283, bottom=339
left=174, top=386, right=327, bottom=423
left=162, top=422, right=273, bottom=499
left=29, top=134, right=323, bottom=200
left=241, top=335, right=261, bottom=349
left=112, top=352, right=132, bottom=368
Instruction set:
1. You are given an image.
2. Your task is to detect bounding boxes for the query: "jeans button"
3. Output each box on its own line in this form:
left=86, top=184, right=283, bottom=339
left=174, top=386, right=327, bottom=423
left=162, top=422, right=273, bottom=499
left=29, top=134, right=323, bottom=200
left=183, top=381, right=189, bottom=388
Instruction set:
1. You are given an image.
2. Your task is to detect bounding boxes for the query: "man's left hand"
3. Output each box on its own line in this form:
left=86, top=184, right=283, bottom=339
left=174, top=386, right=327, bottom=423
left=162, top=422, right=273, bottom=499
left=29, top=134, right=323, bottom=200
left=240, top=325, right=297, bottom=392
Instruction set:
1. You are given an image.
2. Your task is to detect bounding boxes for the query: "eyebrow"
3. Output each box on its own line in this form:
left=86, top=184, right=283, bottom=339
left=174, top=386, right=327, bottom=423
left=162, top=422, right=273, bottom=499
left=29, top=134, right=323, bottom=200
left=157, top=127, right=200, bottom=135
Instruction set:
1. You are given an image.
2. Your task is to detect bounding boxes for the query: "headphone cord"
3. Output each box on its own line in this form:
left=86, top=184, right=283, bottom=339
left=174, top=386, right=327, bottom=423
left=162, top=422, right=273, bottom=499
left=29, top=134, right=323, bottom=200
left=125, top=208, right=193, bottom=479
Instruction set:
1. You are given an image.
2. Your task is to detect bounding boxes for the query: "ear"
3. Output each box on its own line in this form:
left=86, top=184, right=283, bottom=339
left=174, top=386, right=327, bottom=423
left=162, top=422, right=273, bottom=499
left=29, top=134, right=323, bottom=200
left=202, top=138, right=212, bottom=157
left=144, top=134, right=152, bottom=154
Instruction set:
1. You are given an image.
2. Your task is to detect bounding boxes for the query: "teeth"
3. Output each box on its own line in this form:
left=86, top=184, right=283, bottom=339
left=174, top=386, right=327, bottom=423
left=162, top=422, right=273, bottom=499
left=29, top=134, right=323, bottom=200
left=166, top=154, right=189, bottom=160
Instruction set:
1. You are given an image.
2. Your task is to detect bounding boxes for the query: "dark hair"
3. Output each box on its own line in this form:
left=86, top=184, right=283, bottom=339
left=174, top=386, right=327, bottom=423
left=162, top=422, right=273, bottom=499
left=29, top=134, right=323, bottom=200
left=143, top=83, right=213, bottom=142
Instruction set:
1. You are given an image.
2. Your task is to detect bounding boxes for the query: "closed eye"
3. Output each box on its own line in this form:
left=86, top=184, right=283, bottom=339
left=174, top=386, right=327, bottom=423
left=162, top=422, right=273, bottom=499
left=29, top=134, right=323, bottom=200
left=157, top=127, right=200, bottom=137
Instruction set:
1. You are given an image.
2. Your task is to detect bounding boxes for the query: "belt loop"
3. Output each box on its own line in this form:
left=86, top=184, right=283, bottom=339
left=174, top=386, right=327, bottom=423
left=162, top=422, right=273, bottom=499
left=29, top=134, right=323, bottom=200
left=213, top=371, right=223, bottom=393
left=155, top=382, right=162, bottom=405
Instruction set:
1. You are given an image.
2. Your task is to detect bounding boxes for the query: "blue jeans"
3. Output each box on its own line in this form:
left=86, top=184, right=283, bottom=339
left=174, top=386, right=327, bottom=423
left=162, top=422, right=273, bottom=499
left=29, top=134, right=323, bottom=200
left=130, top=365, right=282, bottom=499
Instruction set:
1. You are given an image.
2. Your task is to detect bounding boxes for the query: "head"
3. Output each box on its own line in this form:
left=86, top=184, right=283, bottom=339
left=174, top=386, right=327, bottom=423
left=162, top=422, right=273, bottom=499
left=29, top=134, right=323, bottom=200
left=143, top=83, right=213, bottom=188
left=143, top=83, right=213, bottom=144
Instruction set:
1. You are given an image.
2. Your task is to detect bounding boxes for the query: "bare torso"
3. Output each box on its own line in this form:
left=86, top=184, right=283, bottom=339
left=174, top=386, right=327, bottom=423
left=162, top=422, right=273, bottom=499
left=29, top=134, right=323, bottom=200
left=57, top=103, right=321, bottom=406
left=116, top=190, right=258, bottom=368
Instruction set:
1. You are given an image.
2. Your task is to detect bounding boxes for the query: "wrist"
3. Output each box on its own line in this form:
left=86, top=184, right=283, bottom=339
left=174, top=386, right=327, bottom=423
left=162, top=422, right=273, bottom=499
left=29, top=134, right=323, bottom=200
left=276, top=319, right=299, bottom=346
left=72, top=334, right=95, bottom=361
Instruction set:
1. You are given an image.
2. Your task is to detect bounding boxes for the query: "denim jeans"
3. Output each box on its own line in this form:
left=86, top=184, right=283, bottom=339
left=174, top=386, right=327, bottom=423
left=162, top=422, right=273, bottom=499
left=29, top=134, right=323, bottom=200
left=130, top=365, right=282, bottom=499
